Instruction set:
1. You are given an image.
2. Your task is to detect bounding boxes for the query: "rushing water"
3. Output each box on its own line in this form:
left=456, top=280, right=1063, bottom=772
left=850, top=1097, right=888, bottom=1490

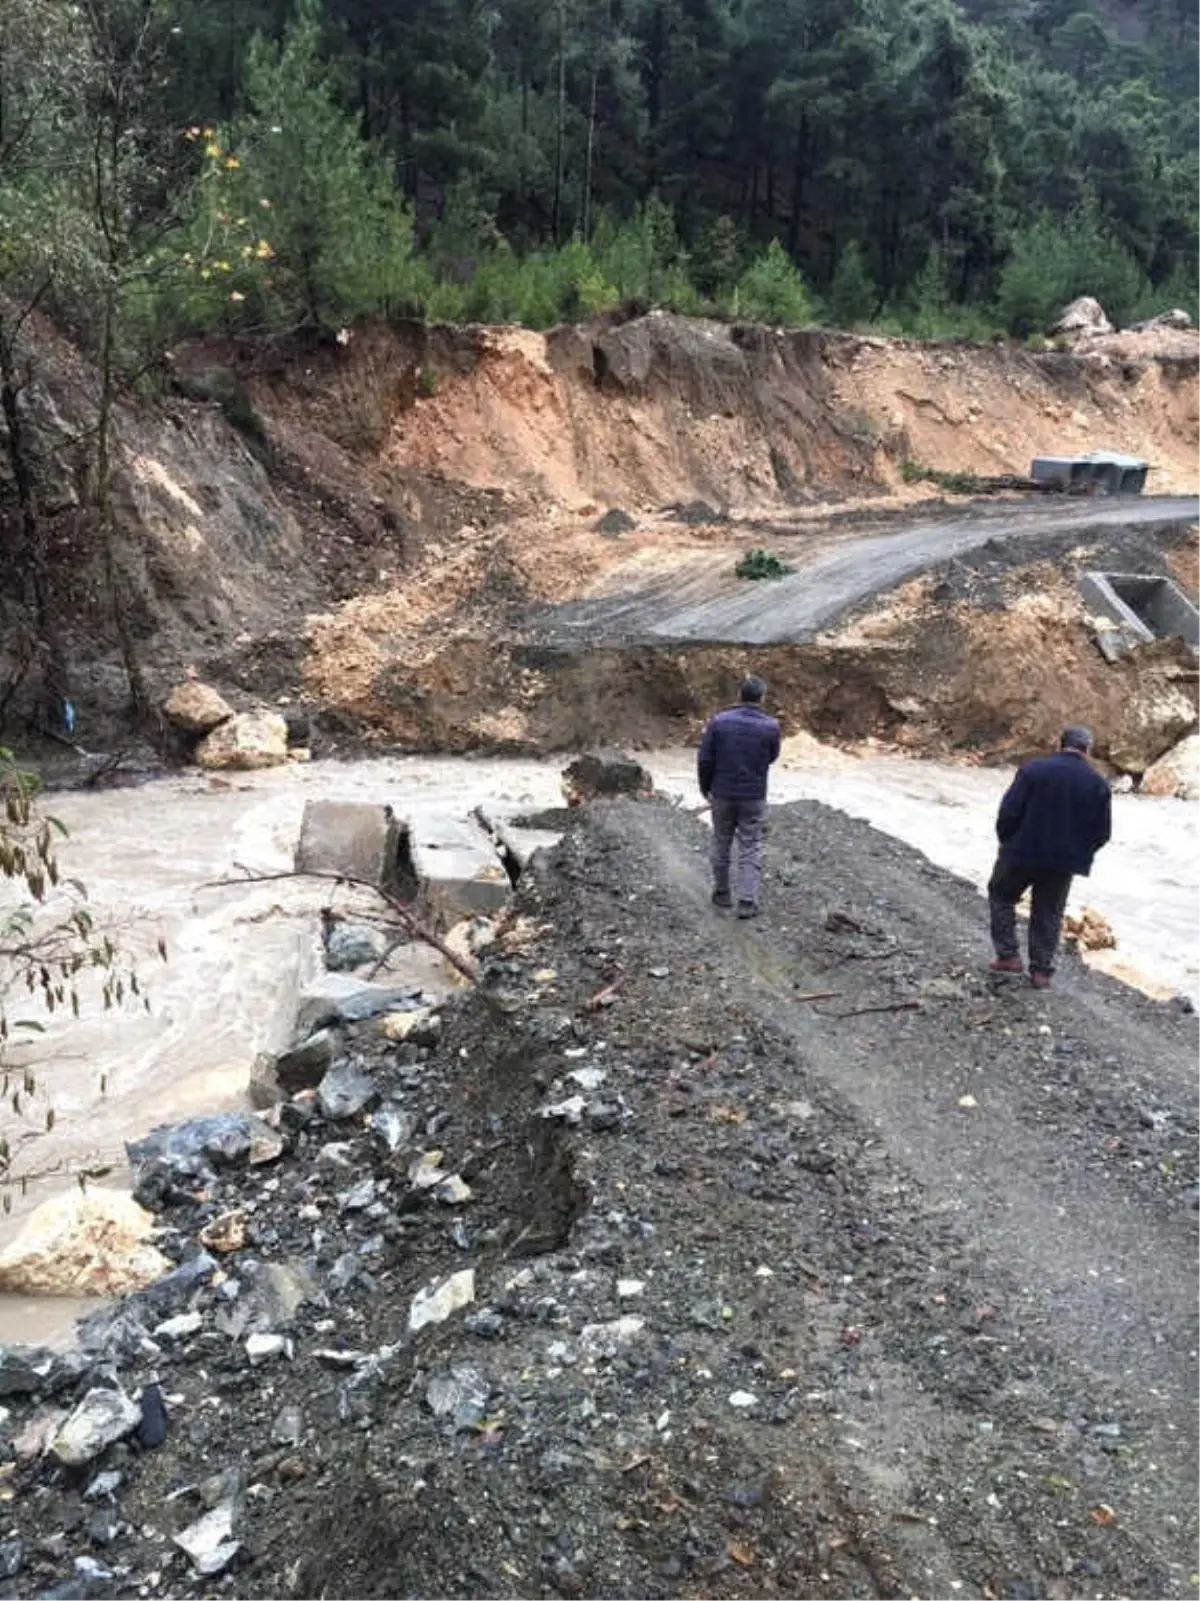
left=0, top=747, right=1194, bottom=1341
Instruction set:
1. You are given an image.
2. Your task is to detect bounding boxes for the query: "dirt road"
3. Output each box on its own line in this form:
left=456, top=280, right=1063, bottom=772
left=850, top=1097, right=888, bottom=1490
left=536, top=496, right=1199, bottom=644
left=7, top=794, right=1193, bottom=1599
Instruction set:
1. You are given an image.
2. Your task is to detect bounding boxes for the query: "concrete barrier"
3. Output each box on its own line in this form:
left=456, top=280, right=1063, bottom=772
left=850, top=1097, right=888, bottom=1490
left=1080, top=570, right=1198, bottom=661
left=295, top=801, right=401, bottom=889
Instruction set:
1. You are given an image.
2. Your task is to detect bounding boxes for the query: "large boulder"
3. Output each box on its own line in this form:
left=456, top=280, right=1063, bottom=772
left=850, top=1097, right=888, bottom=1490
left=562, top=750, right=654, bottom=807
left=194, top=710, right=288, bottom=771
left=1050, top=296, right=1112, bottom=339
left=51, top=1387, right=142, bottom=1466
left=163, top=681, right=234, bottom=736
left=1140, top=733, right=1200, bottom=799
left=0, top=1188, right=170, bottom=1297
left=1107, top=678, right=1200, bottom=771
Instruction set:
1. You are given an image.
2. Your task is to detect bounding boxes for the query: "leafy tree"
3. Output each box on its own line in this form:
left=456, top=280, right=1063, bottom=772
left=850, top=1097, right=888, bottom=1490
left=735, top=239, right=812, bottom=326
left=829, top=241, right=876, bottom=327
left=177, top=0, right=420, bottom=333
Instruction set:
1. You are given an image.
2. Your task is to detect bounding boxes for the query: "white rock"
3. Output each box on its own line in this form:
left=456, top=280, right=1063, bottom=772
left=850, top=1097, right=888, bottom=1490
left=1140, top=734, right=1200, bottom=800
left=728, top=1390, right=758, bottom=1409
left=51, top=1388, right=142, bottom=1466
left=409, top=1269, right=476, bottom=1332
left=566, top=1066, right=607, bottom=1091
left=616, top=1278, right=645, bottom=1299
left=435, top=1175, right=472, bottom=1205
left=163, top=682, right=233, bottom=736
left=0, top=1188, right=170, bottom=1297
left=155, top=1311, right=203, bottom=1342
left=194, top=710, right=288, bottom=771
left=174, top=1503, right=240, bottom=1576
left=245, top=1333, right=290, bottom=1365
left=579, top=1315, right=645, bottom=1357
left=540, top=1095, right=586, bottom=1125
left=1051, top=296, right=1112, bottom=338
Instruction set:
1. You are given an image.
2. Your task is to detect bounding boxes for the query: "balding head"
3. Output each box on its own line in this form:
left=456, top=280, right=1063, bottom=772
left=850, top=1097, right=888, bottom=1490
left=1060, top=725, right=1094, bottom=754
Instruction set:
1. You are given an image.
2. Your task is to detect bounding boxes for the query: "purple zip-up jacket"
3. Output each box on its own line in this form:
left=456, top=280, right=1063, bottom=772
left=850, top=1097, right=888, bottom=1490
left=697, top=704, right=781, bottom=801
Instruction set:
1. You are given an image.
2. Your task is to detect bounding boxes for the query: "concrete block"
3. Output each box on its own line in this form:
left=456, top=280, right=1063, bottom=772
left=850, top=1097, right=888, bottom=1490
left=409, top=817, right=511, bottom=922
left=296, top=801, right=399, bottom=889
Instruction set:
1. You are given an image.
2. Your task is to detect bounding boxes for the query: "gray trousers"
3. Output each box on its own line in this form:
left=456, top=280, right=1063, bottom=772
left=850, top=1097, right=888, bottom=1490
left=710, top=797, right=767, bottom=905
left=988, top=855, right=1073, bottom=975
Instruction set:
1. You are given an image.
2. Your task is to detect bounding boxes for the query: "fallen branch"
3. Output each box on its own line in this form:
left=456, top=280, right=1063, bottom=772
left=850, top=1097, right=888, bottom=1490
left=793, top=989, right=841, bottom=1003
left=204, top=866, right=479, bottom=984
left=815, top=999, right=922, bottom=1020
left=586, top=976, right=623, bottom=1011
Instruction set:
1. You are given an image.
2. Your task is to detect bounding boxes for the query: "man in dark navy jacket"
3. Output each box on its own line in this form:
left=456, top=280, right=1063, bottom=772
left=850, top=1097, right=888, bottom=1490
left=698, top=676, right=781, bottom=918
left=988, top=725, right=1112, bottom=988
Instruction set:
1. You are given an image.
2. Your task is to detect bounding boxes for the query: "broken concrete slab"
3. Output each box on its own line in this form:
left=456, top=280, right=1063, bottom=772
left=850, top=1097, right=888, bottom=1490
left=296, top=801, right=401, bottom=891
left=408, top=816, right=511, bottom=922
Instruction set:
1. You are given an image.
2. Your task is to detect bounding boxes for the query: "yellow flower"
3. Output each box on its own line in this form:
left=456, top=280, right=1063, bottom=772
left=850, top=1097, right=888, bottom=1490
left=229, top=290, right=246, bottom=302
left=241, top=245, right=252, bottom=258
left=254, top=239, right=274, bottom=260
left=224, top=155, right=240, bottom=170
left=216, top=260, right=231, bottom=272
left=205, top=142, right=221, bottom=159
left=200, top=268, right=212, bottom=280
left=202, top=126, right=214, bottom=138
left=259, top=197, right=272, bottom=209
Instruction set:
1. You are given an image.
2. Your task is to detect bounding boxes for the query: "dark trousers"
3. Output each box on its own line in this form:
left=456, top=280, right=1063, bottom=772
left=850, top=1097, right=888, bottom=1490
left=988, top=855, right=1072, bottom=976
left=710, top=797, right=767, bottom=905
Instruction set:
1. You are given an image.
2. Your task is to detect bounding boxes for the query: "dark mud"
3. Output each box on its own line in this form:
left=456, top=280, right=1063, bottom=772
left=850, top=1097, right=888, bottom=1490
left=1, top=798, right=1196, bottom=1600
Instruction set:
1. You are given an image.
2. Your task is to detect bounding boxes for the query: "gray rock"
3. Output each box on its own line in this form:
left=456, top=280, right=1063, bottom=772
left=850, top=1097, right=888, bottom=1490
left=271, top=1404, right=303, bottom=1446
left=83, top=1471, right=122, bottom=1502
left=561, top=750, right=653, bottom=806
left=154, top=1310, right=203, bottom=1342
left=595, top=508, right=636, bottom=537
left=127, top=1114, right=281, bottom=1207
left=0, top=1344, right=78, bottom=1398
left=51, top=1388, right=142, bottom=1466
left=174, top=1502, right=240, bottom=1577
left=297, top=973, right=423, bottom=1033
left=425, top=1363, right=489, bottom=1429
left=229, top=1259, right=321, bottom=1336
left=277, top=1029, right=338, bottom=1092
left=318, top=1060, right=379, bottom=1120
left=130, top=1252, right=217, bottom=1319
left=0, top=1538, right=23, bottom=1579
left=339, top=1177, right=376, bottom=1212
left=325, top=922, right=386, bottom=971
left=328, top=1253, right=361, bottom=1294
left=369, top=1107, right=412, bottom=1153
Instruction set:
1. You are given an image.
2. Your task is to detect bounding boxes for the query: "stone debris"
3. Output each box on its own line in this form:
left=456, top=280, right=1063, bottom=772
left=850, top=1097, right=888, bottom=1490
left=1051, top=296, right=1112, bottom=339
left=163, top=681, right=233, bottom=736
left=173, top=1502, right=240, bottom=1577
left=317, top=1060, right=380, bottom=1120
left=51, top=1388, right=142, bottom=1466
left=325, top=920, right=387, bottom=971
left=409, top=1269, right=476, bottom=1332
left=1140, top=733, right=1199, bottom=800
left=1063, top=906, right=1118, bottom=952
left=194, top=709, right=288, bottom=770
left=561, top=750, right=653, bottom=807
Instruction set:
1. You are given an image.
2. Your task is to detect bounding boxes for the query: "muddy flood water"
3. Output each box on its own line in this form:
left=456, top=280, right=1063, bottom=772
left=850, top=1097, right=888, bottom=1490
left=1, top=746, right=1195, bottom=1342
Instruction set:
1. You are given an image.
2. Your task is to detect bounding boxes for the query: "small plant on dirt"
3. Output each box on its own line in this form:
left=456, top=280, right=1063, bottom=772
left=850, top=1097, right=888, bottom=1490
left=735, top=548, right=793, bottom=580
left=417, top=363, right=439, bottom=399
left=900, top=459, right=988, bottom=495
left=0, top=749, right=158, bottom=1203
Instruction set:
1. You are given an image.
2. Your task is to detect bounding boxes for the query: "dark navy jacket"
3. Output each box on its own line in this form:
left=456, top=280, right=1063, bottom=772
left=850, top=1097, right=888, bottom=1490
left=996, top=750, right=1112, bottom=877
left=698, top=704, right=781, bottom=801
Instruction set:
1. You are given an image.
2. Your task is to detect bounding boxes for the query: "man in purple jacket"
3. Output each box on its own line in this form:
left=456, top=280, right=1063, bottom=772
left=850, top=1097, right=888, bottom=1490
left=697, top=676, right=782, bottom=919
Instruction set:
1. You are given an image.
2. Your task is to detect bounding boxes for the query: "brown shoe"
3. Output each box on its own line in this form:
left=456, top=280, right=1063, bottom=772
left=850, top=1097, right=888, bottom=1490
left=1030, top=971, right=1052, bottom=990
left=988, top=956, right=1023, bottom=974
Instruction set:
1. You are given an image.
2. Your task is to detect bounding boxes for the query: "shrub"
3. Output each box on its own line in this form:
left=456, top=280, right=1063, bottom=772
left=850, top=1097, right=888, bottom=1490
left=735, top=548, right=793, bottom=579
left=735, top=240, right=813, bottom=328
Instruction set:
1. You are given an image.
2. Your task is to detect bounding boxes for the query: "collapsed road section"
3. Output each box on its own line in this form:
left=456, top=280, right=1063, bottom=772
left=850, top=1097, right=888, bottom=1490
left=0, top=791, right=1194, bottom=1599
